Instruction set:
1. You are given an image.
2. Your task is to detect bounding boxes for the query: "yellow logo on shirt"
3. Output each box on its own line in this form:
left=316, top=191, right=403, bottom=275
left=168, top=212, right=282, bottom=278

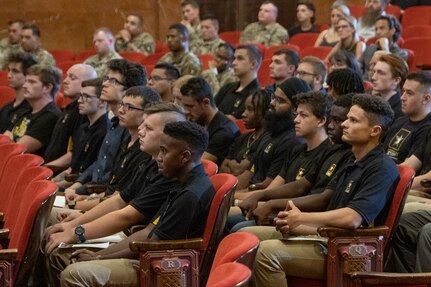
left=152, top=216, right=161, bottom=225
left=345, top=180, right=354, bottom=193
left=12, top=117, right=30, bottom=141
left=296, top=168, right=305, bottom=180
left=264, top=143, right=273, bottom=153
left=326, top=164, right=337, bottom=177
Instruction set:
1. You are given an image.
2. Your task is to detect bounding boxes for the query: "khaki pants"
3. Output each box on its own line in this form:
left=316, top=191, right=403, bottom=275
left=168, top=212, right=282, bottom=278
left=403, top=190, right=431, bottom=213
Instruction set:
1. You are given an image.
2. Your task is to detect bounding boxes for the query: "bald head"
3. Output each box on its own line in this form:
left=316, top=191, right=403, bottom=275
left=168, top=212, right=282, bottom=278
left=63, top=64, right=97, bottom=98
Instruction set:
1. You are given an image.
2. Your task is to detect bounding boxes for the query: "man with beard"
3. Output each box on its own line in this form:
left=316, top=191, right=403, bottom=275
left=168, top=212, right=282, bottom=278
left=234, top=78, right=310, bottom=193
left=295, top=56, right=326, bottom=92
left=358, top=0, right=388, bottom=42
left=180, top=77, right=239, bottom=166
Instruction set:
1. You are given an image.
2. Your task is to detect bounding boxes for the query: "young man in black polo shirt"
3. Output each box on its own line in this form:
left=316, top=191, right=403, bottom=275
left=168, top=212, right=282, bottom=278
left=0, top=51, right=36, bottom=133
left=181, top=77, right=239, bottom=166
left=57, top=121, right=215, bottom=287
left=43, top=64, right=98, bottom=165
left=251, top=94, right=399, bottom=287
left=215, top=44, right=261, bottom=120
left=52, top=78, right=110, bottom=188
left=384, top=71, right=431, bottom=164
left=5, top=64, right=62, bottom=156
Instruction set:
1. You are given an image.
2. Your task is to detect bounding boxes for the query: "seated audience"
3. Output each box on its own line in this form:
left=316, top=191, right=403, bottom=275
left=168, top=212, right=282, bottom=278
left=148, top=63, right=180, bottom=102
left=327, top=16, right=365, bottom=61
left=266, top=48, right=299, bottom=92
left=240, top=1, right=288, bottom=46
left=295, top=56, right=327, bottom=92
left=326, top=68, right=364, bottom=98
left=358, top=0, right=388, bottom=41
left=158, top=23, right=201, bottom=76
left=0, top=19, right=24, bottom=69
left=220, top=89, right=271, bottom=175
left=180, top=77, right=239, bottom=166
left=288, top=0, right=319, bottom=38
left=20, top=23, right=55, bottom=67
left=114, top=13, right=155, bottom=55
left=360, top=14, right=408, bottom=80
left=5, top=65, right=62, bottom=156
left=181, top=0, right=201, bottom=46
left=327, top=49, right=362, bottom=76
left=190, top=14, right=224, bottom=56
left=215, top=44, right=261, bottom=119
left=84, top=27, right=122, bottom=78
left=315, top=2, right=350, bottom=47
left=0, top=52, right=37, bottom=133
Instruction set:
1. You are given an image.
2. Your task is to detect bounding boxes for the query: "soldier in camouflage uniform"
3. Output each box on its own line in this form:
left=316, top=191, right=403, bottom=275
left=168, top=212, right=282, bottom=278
left=240, top=1, right=288, bottom=47
left=0, top=19, right=24, bottom=70
left=20, top=23, right=56, bottom=67
left=158, top=23, right=201, bottom=76
left=190, top=15, right=224, bottom=56
left=181, top=0, right=201, bottom=47
left=85, top=28, right=122, bottom=78
left=114, top=13, right=155, bottom=56
left=201, top=42, right=237, bottom=95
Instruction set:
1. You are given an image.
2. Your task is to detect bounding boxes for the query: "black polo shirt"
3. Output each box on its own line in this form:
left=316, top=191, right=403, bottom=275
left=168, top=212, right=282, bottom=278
left=10, top=101, right=62, bottom=157
left=226, top=131, right=268, bottom=163
left=326, top=145, right=399, bottom=227
left=120, top=159, right=176, bottom=224
left=305, top=143, right=352, bottom=194
left=0, top=100, right=31, bottom=133
left=207, top=111, right=240, bottom=166
left=70, top=112, right=110, bottom=173
left=388, top=91, right=403, bottom=119
left=279, top=138, right=332, bottom=182
left=384, top=113, right=431, bottom=164
left=215, top=79, right=260, bottom=119
left=249, top=126, right=299, bottom=184
left=44, top=100, right=85, bottom=162
left=149, top=164, right=215, bottom=240
left=107, top=137, right=151, bottom=195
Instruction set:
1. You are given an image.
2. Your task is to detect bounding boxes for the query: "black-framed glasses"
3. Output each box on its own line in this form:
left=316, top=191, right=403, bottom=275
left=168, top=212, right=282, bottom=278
left=294, top=70, right=317, bottom=77
left=148, top=76, right=172, bottom=82
left=79, top=93, right=99, bottom=102
left=103, top=76, right=125, bottom=86
left=119, top=102, right=145, bottom=112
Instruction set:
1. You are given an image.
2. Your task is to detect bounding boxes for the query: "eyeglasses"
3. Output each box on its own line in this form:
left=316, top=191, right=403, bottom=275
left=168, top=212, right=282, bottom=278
left=148, top=76, right=171, bottom=82
left=79, top=93, right=99, bottom=102
left=119, top=102, right=145, bottom=112
left=215, top=53, right=229, bottom=61
left=103, top=76, right=125, bottom=86
left=270, top=93, right=289, bottom=104
left=335, top=24, right=350, bottom=31
left=294, top=70, right=317, bottom=77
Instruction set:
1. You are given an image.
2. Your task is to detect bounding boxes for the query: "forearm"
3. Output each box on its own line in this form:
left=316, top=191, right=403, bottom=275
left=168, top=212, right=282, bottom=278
left=289, top=190, right=333, bottom=212
left=229, top=160, right=250, bottom=176
left=236, top=170, right=253, bottom=190
left=299, top=207, right=362, bottom=229
left=260, top=179, right=311, bottom=201
left=46, top=152, right=72, bottom=167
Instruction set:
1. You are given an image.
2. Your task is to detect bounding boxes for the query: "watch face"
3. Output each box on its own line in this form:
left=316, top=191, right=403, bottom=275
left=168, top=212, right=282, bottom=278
left=75, top=225, right=85, bottom=235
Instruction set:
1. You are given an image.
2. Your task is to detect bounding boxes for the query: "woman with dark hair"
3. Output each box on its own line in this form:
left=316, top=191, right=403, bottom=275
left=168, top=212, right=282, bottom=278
left=288, top=0, right=319, bottom=38
left=328, top=49, right=362, bottom=76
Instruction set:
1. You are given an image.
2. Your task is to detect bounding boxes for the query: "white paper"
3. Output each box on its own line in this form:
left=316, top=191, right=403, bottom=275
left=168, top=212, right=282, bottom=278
left=54, top=195, right=66, bottom=207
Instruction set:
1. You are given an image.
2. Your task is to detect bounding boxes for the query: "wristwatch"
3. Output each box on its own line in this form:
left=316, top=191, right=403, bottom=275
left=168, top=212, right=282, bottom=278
left=74, top=225, right=86, bottom=243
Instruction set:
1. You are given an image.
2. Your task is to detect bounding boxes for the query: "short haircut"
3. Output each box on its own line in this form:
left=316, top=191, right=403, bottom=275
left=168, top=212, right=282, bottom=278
left=95, top=27, right=114, bottom=40
left=297, top=0, right=316, bottom=24
left=247, top=89, right=272, bottom=120
left=124, top=86, right=162, bottom=109
left=6, top=51, right=38, bottom=74
left=181, top=0, right=199, bottom=9
left=169, top=23, right=189, bottom=38
left=154, top=63, right=180, bottom=80
left=126, top=13, right=143, bottom=26
left=262, top=1, right=278, bottom=15
left=376, top=14, right=402, bottom=43
left=301, top=56, right=327, bottom=83
left=352, top=93, right=394, bottom=137
left=378, top=54, right=408, bottom=88
left=405, top=71, right=431, bottom=94
left=328, top=50, right=362, bottom=76
left=163, top=121, right=209, bottom=159
left=327, top=68, right=364, bottom=96
left=26, top=65, right=62, bottom=98
left=236, top=44, right=262, bottom=69
left=218, top=42, right=235, bottom=62
left=143, top=102, right=186, bottom=124
left=108, top=59, right=147, bottom=88
left=294, top=91, right=332, bottom=121
left=81, top=78, right=103, bottom=97
left=200, top=14, right=219, bottom=30
left=274, top=48, right=300, bottom=69
left=22, top=23, right=40, bottom=38
left=334, top=93, right=354, bottom=109
left=180, top=77, right=215, bottom=107
left=331, top=2, right=350, bottom=17
left=8, top=19, right=25, bottom=26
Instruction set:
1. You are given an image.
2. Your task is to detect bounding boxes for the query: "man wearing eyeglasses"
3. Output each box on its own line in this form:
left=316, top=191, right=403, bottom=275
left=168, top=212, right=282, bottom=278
left=52, top=78, right=110, bottom=188
left=147, top=63, right=180, bottom=102
left=295, top=56, right=327, bottom=92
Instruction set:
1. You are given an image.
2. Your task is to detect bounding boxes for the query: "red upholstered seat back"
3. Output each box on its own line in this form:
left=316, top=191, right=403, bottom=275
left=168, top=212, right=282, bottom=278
left=0, top=86, right=16, bottom=109
left=202, top=159, right=218, bottom=177
left=206, top=262, right=251, bottom=287
left=0, top=143, right=26, bottom=179
left=289, top=33, right=320, bottom=50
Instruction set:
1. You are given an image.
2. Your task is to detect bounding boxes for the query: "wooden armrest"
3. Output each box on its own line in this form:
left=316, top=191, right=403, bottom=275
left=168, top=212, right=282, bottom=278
left=130, top=238, right=204, bottom=253
left=65, top=173, right=80, bottom=182
left=350, top=271, right=431, bottom=285
left=86, top=184, right=107, bottom=194
left=0, top=248, right=18, bottom=260
left=318, top=226, right=389, bottom=238
left=0, top=228, right=9, bottom=239
left=44, top=165, right=68, bottom=174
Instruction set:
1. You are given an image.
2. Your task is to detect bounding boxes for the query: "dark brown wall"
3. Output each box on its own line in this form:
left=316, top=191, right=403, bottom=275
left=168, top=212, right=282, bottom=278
left=0, top=0, right=364, bottom=52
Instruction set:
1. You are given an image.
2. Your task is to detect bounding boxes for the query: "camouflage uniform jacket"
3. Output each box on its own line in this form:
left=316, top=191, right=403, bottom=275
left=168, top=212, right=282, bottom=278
left=158, top=50, right=201, bottom=76
left=33, top=48, right=56, bottom=67
left=190, top=38, right=224, bottom=56
left=115, top=32, right=156, bottom=55
left=189, top=24, right=201, bottom=47
left=201, top=68, right=237, bottom=95
left=240, top=22, right=288, bottom=46
left=84, top=51, right=122, bottom=78
left=0, top=38, right=20, bottom=69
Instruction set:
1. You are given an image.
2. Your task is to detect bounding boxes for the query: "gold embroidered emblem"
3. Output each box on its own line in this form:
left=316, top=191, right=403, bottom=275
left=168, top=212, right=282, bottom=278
left=326, top=164, right=337, bottom=177
left=264, top=143, right=273, bottom=153
left=296, top=168, right=305, bottom=180
left=345, top=180, right=354, bottom=193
